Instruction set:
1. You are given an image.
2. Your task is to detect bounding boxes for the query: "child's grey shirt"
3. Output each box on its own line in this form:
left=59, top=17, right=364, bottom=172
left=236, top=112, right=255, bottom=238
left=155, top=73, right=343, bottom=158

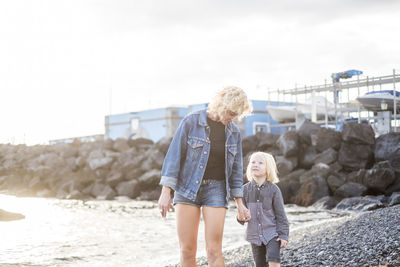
left=240, top=180, right=289, bottom=246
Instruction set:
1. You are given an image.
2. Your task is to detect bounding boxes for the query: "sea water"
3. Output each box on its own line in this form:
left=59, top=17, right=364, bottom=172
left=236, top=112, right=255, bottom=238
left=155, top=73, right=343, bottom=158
left=0, top=194, right=348, bottom=266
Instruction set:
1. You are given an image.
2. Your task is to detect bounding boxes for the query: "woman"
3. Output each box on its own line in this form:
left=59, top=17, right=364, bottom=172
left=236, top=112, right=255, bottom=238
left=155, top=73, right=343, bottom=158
left=158, top=86, right=252, bottom=267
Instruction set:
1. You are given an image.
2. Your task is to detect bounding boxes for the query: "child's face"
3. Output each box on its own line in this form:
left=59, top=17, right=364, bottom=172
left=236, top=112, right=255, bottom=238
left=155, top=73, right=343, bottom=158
left=249, top=155, right=267, bottom=179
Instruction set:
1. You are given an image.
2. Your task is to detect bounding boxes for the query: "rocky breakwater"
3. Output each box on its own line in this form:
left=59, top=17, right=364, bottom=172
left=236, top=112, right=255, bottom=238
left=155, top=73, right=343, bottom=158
left=1, top=122, right=399, bottom=206
left=242, top=122, right=400, bottom=211
left=0, top=137, right=171, bottom=201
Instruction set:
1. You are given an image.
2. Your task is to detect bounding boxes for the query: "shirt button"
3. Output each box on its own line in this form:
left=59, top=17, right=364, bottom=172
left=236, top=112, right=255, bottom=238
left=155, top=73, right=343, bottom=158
left=257, top=212, right=260, bottom=215
left=259, top=224, right=261, bottom=226
left=200, top=165, right=203, bottom=169
left=204, top=151, right=207, bottom=154
left=257, top=199, right=259, bottom=202
left=196, top=181, right=199, bottom=184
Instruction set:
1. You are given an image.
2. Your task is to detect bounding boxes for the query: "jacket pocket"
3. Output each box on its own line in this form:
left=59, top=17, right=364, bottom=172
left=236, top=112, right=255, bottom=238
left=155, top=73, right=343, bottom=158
left=187, top=138, right=204, bottom=162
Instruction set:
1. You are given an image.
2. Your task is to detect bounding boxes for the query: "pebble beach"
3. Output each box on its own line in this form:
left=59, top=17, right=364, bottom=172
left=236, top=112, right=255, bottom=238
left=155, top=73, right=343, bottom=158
left=187, top=205, right=400, bottom=267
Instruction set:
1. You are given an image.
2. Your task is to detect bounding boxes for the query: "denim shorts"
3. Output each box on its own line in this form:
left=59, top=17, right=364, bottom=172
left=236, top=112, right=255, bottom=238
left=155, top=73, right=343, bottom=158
left=173, top=180, right=227, bottom=208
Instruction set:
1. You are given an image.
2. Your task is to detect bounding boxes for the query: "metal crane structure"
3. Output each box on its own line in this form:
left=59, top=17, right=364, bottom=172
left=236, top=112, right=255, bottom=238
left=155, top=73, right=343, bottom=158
left=266, top=69, right=400, bottom=135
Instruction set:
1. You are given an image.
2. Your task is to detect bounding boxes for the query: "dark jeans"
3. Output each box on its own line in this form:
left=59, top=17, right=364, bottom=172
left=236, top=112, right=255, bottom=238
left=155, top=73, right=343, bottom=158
left=250, top=238, right=281, bottom=267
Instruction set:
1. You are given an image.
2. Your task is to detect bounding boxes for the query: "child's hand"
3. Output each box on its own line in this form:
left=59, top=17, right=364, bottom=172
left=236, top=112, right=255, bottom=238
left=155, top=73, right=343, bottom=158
left=237, top=205, right=251, bottom=222
left=276, top=238, right=288, bottom=248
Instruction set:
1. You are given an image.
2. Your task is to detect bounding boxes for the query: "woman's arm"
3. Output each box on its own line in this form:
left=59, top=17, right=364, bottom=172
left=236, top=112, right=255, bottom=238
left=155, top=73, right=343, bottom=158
left=228, top=131, right=244, bottom=199
left=235, top=184, right=251, bottom=223
left=158, top=117, right=190, bottom=217
left=159, top=117, right=190, bottom=190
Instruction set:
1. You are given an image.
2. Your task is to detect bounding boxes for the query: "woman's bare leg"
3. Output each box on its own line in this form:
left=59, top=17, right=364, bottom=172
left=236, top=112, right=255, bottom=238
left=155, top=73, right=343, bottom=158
left=202, top=207, right=227, bottom=267
left=176, top=204, right=201, bottom=267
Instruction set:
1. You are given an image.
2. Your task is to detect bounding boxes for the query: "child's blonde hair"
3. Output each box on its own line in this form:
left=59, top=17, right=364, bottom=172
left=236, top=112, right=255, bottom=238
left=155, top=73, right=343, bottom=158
left=207, top=86, right=252, bottom=120
left=246, top=152, right=279, bottom=184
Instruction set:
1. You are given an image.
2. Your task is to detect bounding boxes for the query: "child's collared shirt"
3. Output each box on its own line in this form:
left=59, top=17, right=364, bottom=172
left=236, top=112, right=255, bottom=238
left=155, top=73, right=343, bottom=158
left=240, top=180, right=289, bottom=246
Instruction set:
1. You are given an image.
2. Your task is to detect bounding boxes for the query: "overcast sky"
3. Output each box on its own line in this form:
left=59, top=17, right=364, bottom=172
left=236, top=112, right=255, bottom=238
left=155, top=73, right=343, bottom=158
left=1, top=0, right=399, bottom=145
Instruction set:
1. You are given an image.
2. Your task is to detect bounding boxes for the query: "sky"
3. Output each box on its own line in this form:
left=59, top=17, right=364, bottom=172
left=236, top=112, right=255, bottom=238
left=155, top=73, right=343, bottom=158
left=1, top=0, right=400, bottom=145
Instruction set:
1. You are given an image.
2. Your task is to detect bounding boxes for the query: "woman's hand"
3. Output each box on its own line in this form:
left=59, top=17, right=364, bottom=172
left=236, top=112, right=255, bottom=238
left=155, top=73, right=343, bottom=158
left=235, top=198, right=251, bottom=222
left=276, top=238, right=288, bottom=248
left=158, top=186, right=172, bottom=218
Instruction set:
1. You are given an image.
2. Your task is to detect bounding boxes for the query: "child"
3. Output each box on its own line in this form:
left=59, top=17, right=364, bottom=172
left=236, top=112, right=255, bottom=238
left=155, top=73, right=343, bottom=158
left=238, top=152, right=289, bottom=267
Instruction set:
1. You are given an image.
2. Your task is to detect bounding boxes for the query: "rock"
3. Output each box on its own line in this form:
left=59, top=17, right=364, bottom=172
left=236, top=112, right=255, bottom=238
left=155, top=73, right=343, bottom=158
left=141, top=148, right=165, bottom=172
left=388, top=192, right=400, bottom=206
left=36, top=189, right=53, bottom=198
left=295, top=176, right=330, bottom=206
left=66, top=190, right=85, bottom=200
left=327, top=173, right=346, bottom=192
left=91, top=183, right=116, bottom=200
left=115, top=180, right=140, bottom=199
left=314, top=148, right=338, bottom=165
left=335, top=195, right=385, bottom=211
left=297, top=120, right=321, bottom=145
left=347, top=169, right=366, bottom=184
left=334, top=182, right=367, bottom=199
left=375, top=132, right=400, bottom=170
left=385, top=174, right=400, bottom=195
left=310, top=163, right=331, bottom=179
left=75, top=156, right=86, bottom=168
left=329, top=162, right=343, bottom=173
left=0, top=209, right=25, bottom=221
left=338, top=141, right=374, bottom=171
left=314, top=128, right=342, bottom=152
left=137, top=169, right=162, bottom=191
left=60, top=145, right=78, bottom=159
left=257, top=132, right=280, bottom=150
left=363, top=161, right=395, bottom=193
left=298, top=145, right=318, bottom=169
left=277, top=178, right=301, bottom=204
left=88, top=157, right=114, bottom=170
left=154, top=137, right=173, bottom=155
left=106, top=172, right=125, bottom=187
left=242, top=135, right=259, bottom=156
left=281, top=169, right=307, bottom=181
left=112, top=138, right=131, bottom=152
left=276, top=156, right=298, bottom=176
left=311, top=196, right=339, bottom=210
left=137, top=187, right=162, bottom=201
left=341, top=123, right=375, bottom=145
left=127, top=138, right=154, bottom=150
left=124, top=168, right=147, bottom=181
left=277, top=131, right=300, bottom=157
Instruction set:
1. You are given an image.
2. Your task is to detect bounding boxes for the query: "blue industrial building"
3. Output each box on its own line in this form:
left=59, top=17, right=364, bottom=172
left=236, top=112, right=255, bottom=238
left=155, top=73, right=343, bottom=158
left=105, top=100, right=293, bottom=142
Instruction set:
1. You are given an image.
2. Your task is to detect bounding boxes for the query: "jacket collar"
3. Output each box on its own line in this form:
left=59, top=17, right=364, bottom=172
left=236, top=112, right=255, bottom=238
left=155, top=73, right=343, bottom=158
left=250, top=179, right=268, bottom=188
left=198, top=108, right=239, bottom=132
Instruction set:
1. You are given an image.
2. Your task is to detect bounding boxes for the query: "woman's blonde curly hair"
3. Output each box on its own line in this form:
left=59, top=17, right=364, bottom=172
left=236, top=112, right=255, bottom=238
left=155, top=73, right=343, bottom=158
left=207, top=86, right=252, bottom=120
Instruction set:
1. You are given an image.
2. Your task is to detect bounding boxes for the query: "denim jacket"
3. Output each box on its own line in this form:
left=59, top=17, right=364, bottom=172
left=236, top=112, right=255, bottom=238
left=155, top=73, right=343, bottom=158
left=159, top=108, right=244, bottom=202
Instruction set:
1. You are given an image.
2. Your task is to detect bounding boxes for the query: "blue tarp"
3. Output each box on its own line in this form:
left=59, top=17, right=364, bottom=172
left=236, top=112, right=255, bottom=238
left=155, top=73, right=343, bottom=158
left=333, top=69, right=363, bottom=82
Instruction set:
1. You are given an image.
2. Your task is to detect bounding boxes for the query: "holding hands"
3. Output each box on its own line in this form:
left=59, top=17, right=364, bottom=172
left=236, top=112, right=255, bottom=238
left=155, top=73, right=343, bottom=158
left=236, top=198, right=251, bottom=222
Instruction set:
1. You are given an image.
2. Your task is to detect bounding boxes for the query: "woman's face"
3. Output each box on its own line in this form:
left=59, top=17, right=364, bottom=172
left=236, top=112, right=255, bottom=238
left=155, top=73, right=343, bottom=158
left=219, top=110, right=239, bottom=125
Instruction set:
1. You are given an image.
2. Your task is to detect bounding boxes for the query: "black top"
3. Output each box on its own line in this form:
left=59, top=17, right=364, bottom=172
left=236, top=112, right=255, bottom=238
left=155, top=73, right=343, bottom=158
left=203, top=117, right=226, bottom=181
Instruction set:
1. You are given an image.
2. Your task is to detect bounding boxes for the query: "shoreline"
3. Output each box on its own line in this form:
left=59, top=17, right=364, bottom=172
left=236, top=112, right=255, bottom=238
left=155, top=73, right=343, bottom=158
left=168, top=205, right=399, bottom=267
